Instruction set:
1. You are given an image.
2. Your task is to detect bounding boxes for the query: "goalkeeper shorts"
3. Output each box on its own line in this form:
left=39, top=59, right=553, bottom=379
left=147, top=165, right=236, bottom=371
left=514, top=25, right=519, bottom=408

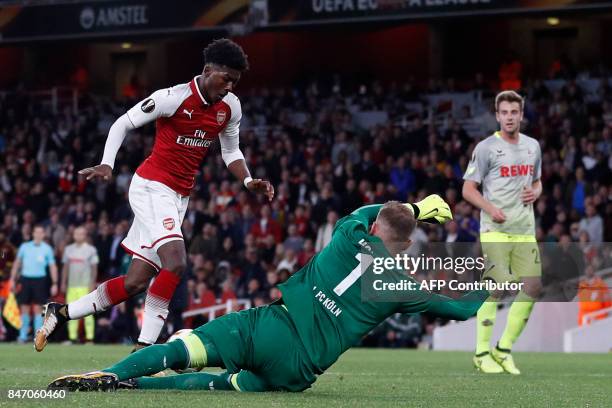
left=480, top=232, right=541, bottom=282
left=186, top=304, right=318, bottom=392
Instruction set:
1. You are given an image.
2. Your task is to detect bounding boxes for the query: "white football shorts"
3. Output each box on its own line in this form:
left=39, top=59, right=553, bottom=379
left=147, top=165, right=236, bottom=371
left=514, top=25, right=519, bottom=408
left=121, top=173, right=189, bottom=270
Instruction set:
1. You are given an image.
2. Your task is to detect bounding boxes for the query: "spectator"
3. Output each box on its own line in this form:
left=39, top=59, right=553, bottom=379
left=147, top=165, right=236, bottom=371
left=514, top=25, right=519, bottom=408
left=577, top=265, right=611, bottom=325
left=276, top=249, right=298, bottom=274
left=297, top=239, right=315, bottom=267
left=236, top=249, right=265, bottom=297
left=569, top=167, right=591, bottom=215
left=0, top=230, right=16, bottom=340
left=93, top=222, right=113, bottom=280
left=108, top=222, right=127, bottom=277
left=315, top=211, right=338, bottom=252
left=389, top=157, right=415, bottom=201
left=283, top=224, right=305, bottom=252
left=250, top=205, right=282, bottom=247
left=579, top=204, right=603, bottom=244
left=189, top=223, right=219, bottom=262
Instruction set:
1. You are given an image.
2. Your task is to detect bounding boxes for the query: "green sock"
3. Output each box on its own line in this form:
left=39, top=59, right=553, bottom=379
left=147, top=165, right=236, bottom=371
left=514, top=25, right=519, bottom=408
left=475, top=298, right=497, bottom=355
left=498, top=291, right=535, bottom=351
left=103, top=342, right=189, bottom=381
left=136, top=371, right=234, bottom=391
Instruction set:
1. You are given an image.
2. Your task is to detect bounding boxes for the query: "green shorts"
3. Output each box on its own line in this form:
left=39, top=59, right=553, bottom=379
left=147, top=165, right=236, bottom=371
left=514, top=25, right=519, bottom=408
left=183, top=304, right=317, bottom=392
left=480, top=232, right=542, bottom=282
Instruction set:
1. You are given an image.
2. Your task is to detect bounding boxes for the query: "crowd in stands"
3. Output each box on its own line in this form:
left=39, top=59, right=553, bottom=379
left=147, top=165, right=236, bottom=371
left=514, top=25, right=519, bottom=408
left=0, top=67, right=610, bottom=346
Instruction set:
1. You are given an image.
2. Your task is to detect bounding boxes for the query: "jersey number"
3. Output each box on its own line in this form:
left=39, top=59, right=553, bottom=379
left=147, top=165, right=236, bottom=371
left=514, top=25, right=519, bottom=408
left=333, top=253, right=373, bottom=296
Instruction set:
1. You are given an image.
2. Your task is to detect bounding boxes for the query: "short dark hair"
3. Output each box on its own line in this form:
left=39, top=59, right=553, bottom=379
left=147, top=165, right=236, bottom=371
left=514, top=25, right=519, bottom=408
left=377, top=201, right=416, bottom=241
left=203, top=38, right=249, bottom=71
left=495, top=90, right=524, bottom=112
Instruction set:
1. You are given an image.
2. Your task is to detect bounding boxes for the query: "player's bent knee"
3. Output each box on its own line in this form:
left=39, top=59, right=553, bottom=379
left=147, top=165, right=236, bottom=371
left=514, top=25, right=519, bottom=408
left=176, top=333, right=208, bottom=369
left=165, top=260, right=186, bottom=275
left=124, top=275, right=149, bottom=295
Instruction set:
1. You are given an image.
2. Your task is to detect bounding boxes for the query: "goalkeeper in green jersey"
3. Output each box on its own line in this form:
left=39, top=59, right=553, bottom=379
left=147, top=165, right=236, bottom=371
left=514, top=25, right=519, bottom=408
left=49, top=194, right=490, bottom=393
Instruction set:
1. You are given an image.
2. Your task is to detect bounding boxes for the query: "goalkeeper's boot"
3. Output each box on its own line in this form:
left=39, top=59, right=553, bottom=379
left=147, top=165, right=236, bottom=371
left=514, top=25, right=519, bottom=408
left=35, top=302, right=69, bottom=352
left=48, top=372, right=118, bottom=392
left=491, top=345, right=521, bottom=375
left=473, top=352, right=504, bottom=373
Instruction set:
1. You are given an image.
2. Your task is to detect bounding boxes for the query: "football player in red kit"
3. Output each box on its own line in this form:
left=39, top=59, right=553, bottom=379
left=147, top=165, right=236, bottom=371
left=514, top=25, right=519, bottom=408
left=35, top=39, right=274, bottom=352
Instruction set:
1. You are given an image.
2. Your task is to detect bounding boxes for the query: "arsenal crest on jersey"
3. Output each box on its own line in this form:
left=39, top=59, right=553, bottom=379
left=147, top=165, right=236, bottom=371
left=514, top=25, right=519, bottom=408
left=217, top=110, right=227, bottom=125
left=163, top=218, right=175, bottom=231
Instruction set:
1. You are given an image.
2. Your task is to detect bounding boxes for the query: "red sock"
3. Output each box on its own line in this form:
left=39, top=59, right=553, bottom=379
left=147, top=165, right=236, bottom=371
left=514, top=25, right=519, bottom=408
left=148, top=269, right=181, bottom=301
left=105, top=276, right=129, bottom=305
left=138, top=269, right=181, bottom=344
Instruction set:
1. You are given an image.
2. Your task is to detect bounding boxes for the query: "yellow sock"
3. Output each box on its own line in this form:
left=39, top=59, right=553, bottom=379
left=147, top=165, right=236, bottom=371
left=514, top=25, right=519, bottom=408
left=498, top=291, right=535, bottom=351
left=68, top=319, right=79, bottom=341
left=475, top=298, right=497, bottom=355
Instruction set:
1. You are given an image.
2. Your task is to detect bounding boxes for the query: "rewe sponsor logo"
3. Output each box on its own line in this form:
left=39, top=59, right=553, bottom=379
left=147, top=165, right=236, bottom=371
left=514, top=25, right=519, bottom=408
left=499, top=164, right=534, bottom=177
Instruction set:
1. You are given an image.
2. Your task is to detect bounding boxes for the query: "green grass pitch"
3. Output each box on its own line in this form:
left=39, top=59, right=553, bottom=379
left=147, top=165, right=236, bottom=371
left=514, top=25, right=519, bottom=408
left=0, top=344, right=610, bottom=407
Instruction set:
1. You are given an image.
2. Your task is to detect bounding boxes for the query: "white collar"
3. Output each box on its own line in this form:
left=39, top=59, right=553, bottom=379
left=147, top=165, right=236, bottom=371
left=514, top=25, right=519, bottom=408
left=192, top=75, right=209, bottom=105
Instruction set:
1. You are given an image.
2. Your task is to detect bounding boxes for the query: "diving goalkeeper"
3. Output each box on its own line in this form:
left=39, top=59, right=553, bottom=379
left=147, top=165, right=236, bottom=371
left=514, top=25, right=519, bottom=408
left=49, top=195, right=490, bottom=392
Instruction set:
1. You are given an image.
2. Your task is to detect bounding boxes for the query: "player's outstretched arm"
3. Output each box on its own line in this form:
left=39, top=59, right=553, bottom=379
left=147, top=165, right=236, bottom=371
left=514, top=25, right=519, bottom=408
left=424, top=290, right=490, bottom=321
left=351, top=204, right=384, bottom=225
left=82, top=88, right=177, bottom=182
left=80, top=112, right=137, bottom=181
left=348, top=196, right=453, bottom=230
left=78, top=164, right=113, bottom=181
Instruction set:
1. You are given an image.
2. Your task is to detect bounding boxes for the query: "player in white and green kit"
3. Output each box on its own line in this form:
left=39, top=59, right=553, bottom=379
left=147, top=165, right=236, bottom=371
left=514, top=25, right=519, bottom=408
left=61, top=227, right=99, bottom=343
left=463, top=90, right=543, bottom=375
left=49, top=195, right=491, bottom=392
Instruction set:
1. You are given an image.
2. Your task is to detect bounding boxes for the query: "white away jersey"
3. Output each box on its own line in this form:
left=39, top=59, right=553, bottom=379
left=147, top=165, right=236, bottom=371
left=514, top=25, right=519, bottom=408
left=463, top=132, right=542, bottom=235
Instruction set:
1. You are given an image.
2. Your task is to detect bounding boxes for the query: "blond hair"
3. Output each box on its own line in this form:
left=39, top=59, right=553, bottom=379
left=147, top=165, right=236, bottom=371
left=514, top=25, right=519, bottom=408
left=377, top=201, right=416, bottom=241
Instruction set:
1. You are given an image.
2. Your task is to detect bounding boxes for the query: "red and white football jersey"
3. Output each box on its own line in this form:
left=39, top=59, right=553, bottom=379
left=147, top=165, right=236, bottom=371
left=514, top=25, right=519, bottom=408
left=126, top=76, right=243, bottom=196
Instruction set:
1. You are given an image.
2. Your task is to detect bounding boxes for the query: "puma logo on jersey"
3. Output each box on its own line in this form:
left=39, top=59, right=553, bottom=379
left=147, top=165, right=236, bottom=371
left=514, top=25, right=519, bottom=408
left=183, top=109, right=194, bottom=119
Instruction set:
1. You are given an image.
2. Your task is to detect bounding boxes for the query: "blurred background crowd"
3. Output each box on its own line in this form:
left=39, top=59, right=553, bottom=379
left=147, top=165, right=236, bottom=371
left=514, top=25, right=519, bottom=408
left=0, top=63, right=610, bottom=346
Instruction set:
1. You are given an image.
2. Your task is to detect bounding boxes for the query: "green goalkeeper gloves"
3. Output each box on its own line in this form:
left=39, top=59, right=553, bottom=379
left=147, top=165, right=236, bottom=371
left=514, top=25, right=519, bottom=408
left=407, top=194, right=453, bottom=224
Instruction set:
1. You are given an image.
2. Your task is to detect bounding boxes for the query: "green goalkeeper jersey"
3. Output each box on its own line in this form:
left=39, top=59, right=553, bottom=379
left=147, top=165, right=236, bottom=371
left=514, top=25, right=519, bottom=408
left=278, top=204, right=488, bottom=373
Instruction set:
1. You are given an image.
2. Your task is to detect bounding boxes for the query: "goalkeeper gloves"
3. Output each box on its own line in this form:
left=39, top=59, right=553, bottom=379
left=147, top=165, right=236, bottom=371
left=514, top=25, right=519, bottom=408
left=407, top=194, right=453, bottom=224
